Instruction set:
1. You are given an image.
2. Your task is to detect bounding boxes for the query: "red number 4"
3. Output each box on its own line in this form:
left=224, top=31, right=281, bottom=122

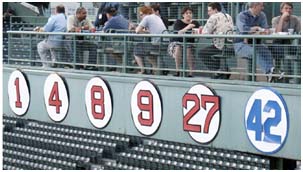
left=183, top=94, right=219, bottom=133
left=48, top=82, right=62, bottom=114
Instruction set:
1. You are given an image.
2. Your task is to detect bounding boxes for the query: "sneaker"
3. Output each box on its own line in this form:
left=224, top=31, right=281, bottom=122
left=173, top=72, right=180, bottom=77
left=278, top=70, right=285, bottom=80
left=267, top=67, right=275, bottom=82
left=267, top=67, right=285, bottom=82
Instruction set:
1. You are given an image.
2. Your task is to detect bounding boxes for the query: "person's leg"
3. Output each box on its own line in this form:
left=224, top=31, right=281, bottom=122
left=49, top=48, right=58, bottom=67
left=186, top=47, right=194, bottom=76
left=112, top=53, right=122, bottom=65
left=76, top=43, right=83, bottom=69
left=87, top=42, right=97, bottom=65
left=134, top=44, right=145, bottom=74
left=234, top=43, right=253, bottom=59
left=173, top=45, right=182, bottom=76
left=199, top=45, right=221, bottom=71
left=269, top=44, right=283, bottom=71
left=147, top=56, right=157, bottom=74
left=37, top=40, right=51, bottom=67
left=135, top=55, right=145, bottom=74
left=256, top=45, right=274, bottom=74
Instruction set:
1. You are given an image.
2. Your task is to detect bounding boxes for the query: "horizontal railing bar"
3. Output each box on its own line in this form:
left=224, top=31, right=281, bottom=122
left=7, top=31, right=301, bottom=39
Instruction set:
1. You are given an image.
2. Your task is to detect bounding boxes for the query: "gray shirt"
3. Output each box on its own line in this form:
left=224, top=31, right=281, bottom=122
left=272, top=15, right=301, bottom=33
left=139, top=14, right=166, bottom=43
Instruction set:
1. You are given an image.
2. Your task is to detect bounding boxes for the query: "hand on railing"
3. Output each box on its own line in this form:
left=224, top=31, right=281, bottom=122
left=33, top=26, right=43, bottom=32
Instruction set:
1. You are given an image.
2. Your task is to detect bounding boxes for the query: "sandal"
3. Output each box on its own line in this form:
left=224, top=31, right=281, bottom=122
left=173, top=72, right=180, bottom=77
left=137, top=71, right=146, bottom=74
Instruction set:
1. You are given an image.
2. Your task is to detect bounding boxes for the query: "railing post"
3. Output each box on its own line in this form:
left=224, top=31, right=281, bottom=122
left=10, top=16, right=12, bottom=31
left=72, top=34, right=77, bottom=69
left=29, top=33, right=33, bottom=66
left=8, top=32, right=11, bottom=64
left=293, top=38, right=300, bottom=84
left=122, top=35, right=127, bottom=73
left=252, top=38, right=256, bottom=82
left=182, top=36, right=187, bottom=77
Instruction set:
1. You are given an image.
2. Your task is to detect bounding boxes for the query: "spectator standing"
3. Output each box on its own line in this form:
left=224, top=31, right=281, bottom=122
left=134, top=5, right=167, bottom=74
left=67, top=7, right=97, bottom=69
left=199, top=2, right=234, bottom=79
left=171, top=7, right=201, bottom=77
left=234, top=2, right=279, bottom=82
left=151, top=3, right=169, bottom=29
left=37, top=4, right=67, bottom=68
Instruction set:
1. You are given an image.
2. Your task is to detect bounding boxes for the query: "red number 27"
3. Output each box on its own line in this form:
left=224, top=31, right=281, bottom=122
left=183, top=94, right=220, bottom=133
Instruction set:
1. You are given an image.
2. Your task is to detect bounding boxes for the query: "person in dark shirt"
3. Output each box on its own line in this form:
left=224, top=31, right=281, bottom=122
left=102, top=7, right=129, bottom=32
left=94, top=2, right=120, bottom=29
left=171, top=7, right=200, bottom=77
left=102, top=7, right=129, bottom=67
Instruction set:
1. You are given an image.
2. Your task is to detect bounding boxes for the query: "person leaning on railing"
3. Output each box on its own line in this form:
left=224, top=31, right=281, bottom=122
left=151, top=3, right=169, bottom=30
left=102, top=7, right=129, bottom=33
left=67, top=7, right=95, bottom=33
left=170, top=7, right=201, bottom=77
left=233, top=2, right=283, bottom=82
left=94, top=2, right=121, bottom=30
left=36, top=4, right=67, bottom=68
left=134, top=5, right=167, bottom=74
left=270, top=2, right=301, bottom=76
left=102, top=6, right=129, bottom=67
left=198, top=2, right=234, bottom=79
left=67, top=7, right=97, bottom=70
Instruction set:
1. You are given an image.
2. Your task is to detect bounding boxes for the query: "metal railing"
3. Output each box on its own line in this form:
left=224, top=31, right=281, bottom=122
left=5, top=31, right=301, bottom=84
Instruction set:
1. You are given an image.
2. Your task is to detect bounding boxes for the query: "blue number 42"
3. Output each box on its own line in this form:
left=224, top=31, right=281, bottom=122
left=247, top=99, right=281, bottom=144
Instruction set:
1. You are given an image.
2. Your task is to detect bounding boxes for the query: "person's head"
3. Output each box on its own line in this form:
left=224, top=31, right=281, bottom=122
left=181, top=7, right=193, bottom=21
left=55, top=5, right=65, bottom=14
left=248, top=2, right=264, bottom=15
left=138, top=6, right=152, bottom=19
left=105, top=6, right=118, bottom=19
left=151, top=4, right=161, bottom=16
left=76, top=7, right=87, bottom=21
left=207, top=2, right=221, bottom=16
left=280, top=2, right=293, bottom=15
left=6, top=7, right=14, bottom=14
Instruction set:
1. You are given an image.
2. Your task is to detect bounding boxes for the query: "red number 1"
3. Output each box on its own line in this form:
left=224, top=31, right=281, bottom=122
left=14, top=78, right=22, bottom=108
left=48, top=82, right=62, bottom=114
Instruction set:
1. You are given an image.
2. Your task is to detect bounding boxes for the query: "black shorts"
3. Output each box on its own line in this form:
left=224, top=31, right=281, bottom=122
left=134, top=43, right=160, bottom=57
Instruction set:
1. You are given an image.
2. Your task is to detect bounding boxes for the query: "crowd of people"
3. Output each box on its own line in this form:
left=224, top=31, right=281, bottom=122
left=34, top=2, right=300, bottom=82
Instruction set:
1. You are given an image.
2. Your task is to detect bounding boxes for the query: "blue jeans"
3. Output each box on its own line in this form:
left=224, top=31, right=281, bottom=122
left=234, top=42, right=273, bottom=73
